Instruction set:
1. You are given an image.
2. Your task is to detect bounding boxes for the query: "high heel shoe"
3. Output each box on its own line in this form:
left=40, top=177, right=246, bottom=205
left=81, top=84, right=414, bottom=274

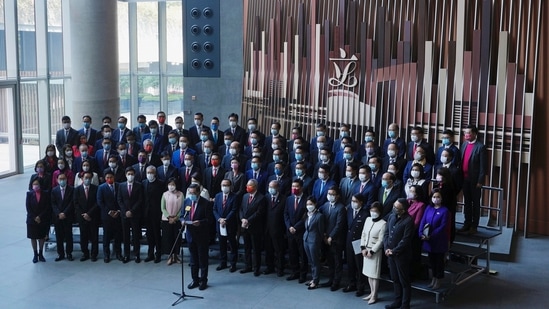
left=368, top=297, right=377, bottom=305
left=431, top=278, right=440, bottom=290
left=174, top=254, right=181, bottom=264
left=166, top=255, right=174, bottom=265
left=362, top=294, right=372, bottom=301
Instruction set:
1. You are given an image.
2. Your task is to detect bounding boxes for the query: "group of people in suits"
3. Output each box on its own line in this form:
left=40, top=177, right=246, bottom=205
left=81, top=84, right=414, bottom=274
left=26, top=112, right=486, bottom=303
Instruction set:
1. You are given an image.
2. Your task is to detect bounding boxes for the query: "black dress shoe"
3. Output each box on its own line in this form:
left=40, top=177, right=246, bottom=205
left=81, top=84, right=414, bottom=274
left=116, top=254, right=123, bottom=261
left=319, top=281, right=333, bottom=288
left=187, top=281, right=200, bottom=289
left=384, top=302, right=402, bottom=309
left=33, top=255, right=38, bottom=263
left=262, top=268, right=275, bottom=275
left=38, top=254, right=46, bottom=262
left=229, top=266, right=237, bottom=273
left=55, top=255, right=65, bottom=262
left=104, top=257, right=111, bottom=263
left=154, top=255, right=162, bottom=263
left=342, top=285, right=356, bottom=293
left=240, top=267, right=252, bottom=274
left=122, top=256, right=130, bottom=264
left=80, top=255, right=90, bottom=262
left=67, top=254, right=73, bottom=261
left=199, top=282, right=208, bottom=290
left=144, top=255, right=155, bottom=262
left=330, top=283, right=340, bottom=291
left=286, top=274, right=299, bottom=281
left=277, top=272, right=284, bottom=277
left=308, top=283, right=318, bottom=290
left=254, top=270, right=261, bottom=277
left=135, top=257, right=141, bottom=263
left=91, top=256, right=98, bottom=262
left=216, top=264, right=228, bottom=271
left=298, top=276, right=307, bottom=284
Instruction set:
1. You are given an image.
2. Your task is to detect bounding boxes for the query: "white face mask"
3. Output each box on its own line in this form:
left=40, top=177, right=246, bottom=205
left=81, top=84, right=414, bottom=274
left=358, top=174, right=367, bottom=182
left=319, top=155, right=328, bottom=162
left=317, top=172, right=326, bottom=180
left=108, top=162, right=117, bottom=169
left=436, top=175, right=443, bottom=182
left=411, top=170, right=420, bottom=179
left=345, top=171, right=353, bottom=178
left=327, top=194, right=336, bottom=203
left=162, top=160, right=170, bottom=166
left=387, top=150, right=396, bottom=158
left=118, top=150, right=127, bottom=156
left=440, top=156, right=448, bottom=164
left=370, top=212, right=380, bottom=219
left=168, top=185, right=176, bottom=192
left=432, top=197, right=442, bottom=205
left=407, top=192, right=416, bottom=200
left=306, top=205, right=316, bottom=212
left=221, top=185, right=231, bottom=194
left=184, top=160, right=192, bottom=167
left=82, top=166, right=90, bottom=172
left=179, top=142, right=187, bottom=149
left=351, top=202, right=360, bottom=210
left=414, top=153, right=423, bottom=161
left=268, top=188, right=277, bottom=196
left=126, top=175, right=135, bottom=183
left=65, top=151, right=73, bottom=157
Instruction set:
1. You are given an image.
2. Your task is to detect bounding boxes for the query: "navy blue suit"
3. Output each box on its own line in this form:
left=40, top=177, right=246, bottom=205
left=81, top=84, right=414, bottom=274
left=312, top=178, right=336, bottom=206
left=77, top=127, right=99, bottom=149
left=51, top=185, right=75, bottom=257
left=213, top=192, right=239, bottom=267
left=354, top=180, right=378, bottom=208
left=239, top=192, right=267, bottom=271
left=264, top=193, right=287, bottom=272
left=181, top=196, right=212, bottom=283
left=346, top=206, right=369, bottom=290
left=283, top=194, right=308, bottom=277
left=73, top=184, right=99, bottom=258
left=141, top=133, right=165, bottom=155
left=117, top=181, right=143, bottom=258
left=96, top=182, right=122, bottom=257
left=245, top=169, right=269, bottom=195
left=319, top=201, right=347, bottom=284
left=171, top=148, right=196, bottom=169
left=382, top=137, right=407, bottom=159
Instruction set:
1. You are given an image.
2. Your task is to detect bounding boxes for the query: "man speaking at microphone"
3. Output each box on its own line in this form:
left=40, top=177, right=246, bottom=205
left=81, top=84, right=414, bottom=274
left=181, top=184, right=212, bottom=291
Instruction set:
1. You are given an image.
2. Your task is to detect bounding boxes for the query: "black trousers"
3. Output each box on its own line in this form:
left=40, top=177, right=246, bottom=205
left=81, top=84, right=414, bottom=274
left=264, top=230, right=286, bottom=271
left=325, top=241, right=344, bottom=284
left=146, top=215, right=162, bottom=256
left=122, top=216, right=141, bottom=257
left=188, top=239, right=209, bottom=282
left=287, top=233, right=308, bottom=277
left=388, top=254, right=412, bottom=308
left=462, top=178, right=481, bottom=228
left=102, top=216, right=122, bottom=256
left=242, top=229, right=263, bottom=270
left=428, top=252, right=445, bottom=278
left=78, top=219, right=99, bottom=257
left=345, top=241, right=365, bottom=290
left=161, top=220, right=182, bottom=256
left=54, top=219, right=73, bottom=256
left=218, top=231, right=238, bottom=266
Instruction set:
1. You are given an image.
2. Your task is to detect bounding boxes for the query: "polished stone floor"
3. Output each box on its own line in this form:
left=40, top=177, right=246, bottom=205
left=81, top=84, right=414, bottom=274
left=1, top=171, right=548, bottom=308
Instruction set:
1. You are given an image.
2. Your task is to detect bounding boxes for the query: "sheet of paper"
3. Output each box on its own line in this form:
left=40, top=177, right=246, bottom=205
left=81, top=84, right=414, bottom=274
left=220, top=224, right=227, bottom=236
left=352, top=239, right=362, bottom=255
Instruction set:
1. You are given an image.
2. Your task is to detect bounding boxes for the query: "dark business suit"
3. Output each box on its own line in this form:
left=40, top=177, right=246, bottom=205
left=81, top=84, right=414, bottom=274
left=55, top=127, right=79, bottom=154
left=407, top=140, right=435, bottom=165
left=224, top=126, right=246, bottom=147
left=284, top=194, right=308, bottom=278
left=213, top=192, right=239, bottom=267
left=117, top=181, right=143, bottom=259
left=142, top=133, right=165, bottom=155
left=266, top=174, right=292, bottom=196
left=118, top=155, right=137, bottom=170
left=51, top=185, right=75, bottom=258
left=239, top=192, right=267, bottom=272
left=222, top=153, right=248, bottom=173
left=210, top=129, right=225, bottom=151
left=28, top=173, right=52, bottom=191
left=435, top=144, right=461, bottom=166
left=112, top=127, right=131, bottom=145
left=203, top=166, right=225, bottom=198
left=132, top=126, right=150, bottom=143
left=178, top=165, right=200, bottom=192
left=339, top=176, right=360, bottom=205
left=142, top=178, right=165, bottom=259
left=346, top=206, right=369, bottom=291
left=182, top=196, right=212, bottom=284
left=95, top=148, right=117, bottom=177
left=382, top=156, right=407, bottom=179
left=157, top=123, right=173, bottom=144
left=312, top=178, right=336, bottom=206
left=383, top=137, right=407, bottom=159
left=73, top=184, right=99, bottom=259
left=132, top=163, right=150, bottom=183
left=156, top=164, right=178, bottom=183
left=292, top=175, right=313, bottom=197
left=319, top=201, right=347, bottom=285
left=224, top=170, right=246, bottom=199
left=354, top=179, right=378, bottom=208
left=196, top=153, right=212, bottom=171
left=26, top=190, right=52, bottom=239
left=379, top=185, right=405, bottom=220
left=171, top=148, right=196, bottom=169
left=188, top=125, right=211, bottom=146
left=73, top=155, right=98, bottom=174
left=303, top=210, right=325, bottom=284
left=264, top=193, right=287, bottom=273
left=103, top=166, right=126, bottom=183
left=97, top=182, right=122, bottom=258
left=384, top=212, right=415, bottom=309
left=460, top=140, right=487, bottom=228
left=78, top=127, right=98, bottom=149
left=245, top=169, right=268, bottom=195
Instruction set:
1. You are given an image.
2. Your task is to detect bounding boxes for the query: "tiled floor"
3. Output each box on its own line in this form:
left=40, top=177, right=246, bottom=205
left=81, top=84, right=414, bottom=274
left=1, top=172, right=548, bottom=308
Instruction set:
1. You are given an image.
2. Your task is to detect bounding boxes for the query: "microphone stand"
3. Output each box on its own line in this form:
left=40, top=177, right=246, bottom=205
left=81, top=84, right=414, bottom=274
left=171, top=214, right=204, bottom=306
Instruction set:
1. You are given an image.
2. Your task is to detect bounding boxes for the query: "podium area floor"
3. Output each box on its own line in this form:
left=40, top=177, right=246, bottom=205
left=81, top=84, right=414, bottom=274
left=1, top=171, right=548, bottom=308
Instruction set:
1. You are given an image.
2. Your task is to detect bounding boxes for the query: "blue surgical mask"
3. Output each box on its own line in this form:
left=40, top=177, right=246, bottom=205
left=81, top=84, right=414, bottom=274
left=188, top=194, right=198, bottom=202
left=58, top=180, right=67, bottom=187
left=103, top=144, right=111, bottom=150
left=274, top=168, right=282, bottom=176
left=251, top=163, right=259, bottom=171
left=139, top=122, right=146, bottom=128
left=211, top=123, right=218, bottom=131
left=150, top=128, right=157, bottom=135
left=295, top=169, right=304, bottom=177
left=388, top=131, right=396, bottom=138
left=271, top=129, right=278, bottom=136
left=442, top=138, right=451, bottom=146
left=381, top=180, right=388, bottom=188
left=118, top=123, right=125, bottom=129
left=200, top=135, right=208, bottom=142
left=343, top=153, right=352, bottom=161
left=295, top=153, right=303, bottom=161
left=83, top=122, right=91, bottom=129
left=169, top=137, right=177, bottom=145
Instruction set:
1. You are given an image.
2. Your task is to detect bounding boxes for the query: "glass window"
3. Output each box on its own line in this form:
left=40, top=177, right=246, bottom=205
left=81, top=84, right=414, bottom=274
left=166, top=2, right=182, bottom=75
left=49, top=79, right=65, bottom=136
left=137, top=2, right=159, bottom=74
left=20, top=81, right=40, bottom=166
left=0, top=0, right=7, bottom=79
left=18, top=0, right=36, bottom=77
left=138, top=75, right=159, bottom=117
left=118, top=1, right=129, bottom=75
left=167, top=76, right=183, bottom=116
left=47, top=0, right=63, bottom=77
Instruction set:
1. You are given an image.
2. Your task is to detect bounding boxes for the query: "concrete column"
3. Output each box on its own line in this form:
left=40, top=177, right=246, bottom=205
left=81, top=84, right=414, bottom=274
left=69, top=0, right=119, bottom=123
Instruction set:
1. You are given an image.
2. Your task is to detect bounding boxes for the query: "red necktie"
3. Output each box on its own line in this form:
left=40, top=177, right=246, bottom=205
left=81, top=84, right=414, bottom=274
left=223, top=195, right=227, bottom=210
left=294, top=197, right=298, bottom=210
left=248, top=194, right=253, bottom=205
left=186, top=168, right=190, bottom=181
left=85, top=187, right=89, bottom=199
left=213, top=168, right=217, bottom=178
left=191, top=202, right=196, bottom=220
left=360, top=183, right=365, bottom=192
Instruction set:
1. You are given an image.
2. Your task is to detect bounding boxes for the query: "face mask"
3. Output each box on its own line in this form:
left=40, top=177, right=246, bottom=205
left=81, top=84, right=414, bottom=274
left=139, top=122, right=146, bottom=129
left=327, top=194, right=336, bottom=203
left=440, top=156, right=448, bottom=164
left=370, top=212, right=380, bottom=219
left=221, top=186, right=231, bottom=194
left=410, top=135, right=419, bottom=143
left=368, top=163, right=377, bottom=172
left=295, top=153, right=303, bottom=161
left=343, top=153, right=352, bottom=161
left=464, top=133, right=472, bottom=140
left=82, top=166, right=90, bottom=172
left=294, top=143, right=302, bottom=149
left=358, top=174, right=367, bottom=182
left=268, top=188, right=277, bottom=196
left=211, top=123, right=218, bottom=131
left=163, top=160, right=170, bottom=166
left=118, top=123, right=125, bottom=129
left=381, top=180, right=389, bottom=188
left=387, top=150, right=396, bottom=158
left=127, top=140, right=135, bottom=145
left=200, top=135, right=208, bottom=142
left=364, top=136, right=373, bottom=143
left=118, top=150, right=127, bottom=156
left=65, top=151, right=73, bottom=157
left=414, top=153, right=423, bottom=161
left=366, top=148, right=374, bottom=155
left=169, top=138, right=177, bottom=145
left=316, top=131, right=325, bottom=137
left=83, top=122, right=91, bottom=129
left=274, top=168, right=282, bottom=176
left=36, top=167, right=44, bottom=173
left=103, top=144, right=111, bottom=151
left=106, top=178, right=114, bottom=185
left=345, top=171, right=353, bottom=178
left=251, top=138, right=258, bottom=145
left=317, top=172, right=325, bottom=180
left=179, top=142, right=187, bottom=149
left=317, top=142, right=325, bottom=149
left=295, top=169, right=303, bottom=177
left=58, top=180, right=67, bottom=187
left=211, top=159, right=220, bottom=167
left=138, top=156, right=146, bottom=164
left=224, top=140, right=232, bottom=146
left=146, top=174, right=156, bottom=182
left=184, top=160, right=192, bottom=167
left=168, top=185, right=176, bottom=192
left=144, top=145, right=153, bottom=153
left=204, top=147, right=212, bottom=154
left=83, top=178, right=91, bottom=186
left=442, top=138, right=451, bottom=146
left=273, top=155, right=280, bottom=162
left=407, top=192, right=416, bottom=200
left=291, top=188, right=300, bottom=195
left=229, top=121, right=237, bottom=128
left=271, top=129, right=278, bottom=136
left=32, top=184, right=40, bottom=191
left=103, top=132, right=111, bottom=138
left=388, top=131, right=396, bottom=138
left=248, top=124, right=256, bottom=131
left=126, top=175, right=135, bottom=182
left=63, top=123, right=71, bottom=129
left=108, top=162, right=117, bottom=169
left=188, top=194, right=198, bottom=202
left=246, top=186, right=254, bottom=193
left=194, top=120, right=202, bottom=127
left=306, top=205, right=316, bottom=212
left=157, top=117, right=165, bottom=124
left=58, top=164, right=65, bottom=170
left=231, top=163, right=239, bottom=170
left=388, top=169, right=396, bottom=174
left=432, top=197, right=442, bottom=205
left=340, top=143, right=346, bottom=150
left=351, top=202, right=360, bottom=210
left=47, top=151, right=55, bottom=157
left=319, top=155, right=328, bottom=162
left=251, top=163, right=259, bottom=171
left=340, top=131, right=349, bottom=138
left=411, top=170, right=420, bottom=178
left=229, top=149, right=237, bottom=156
left=436, top=175, right=443, bottom=182
left=271, top=143, right=279, bottom=150
left=81, top=151, right=88, bottom=158
left=252, top=152, right=261, bottom=157
left=150, top=128, right=158, bottom=135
